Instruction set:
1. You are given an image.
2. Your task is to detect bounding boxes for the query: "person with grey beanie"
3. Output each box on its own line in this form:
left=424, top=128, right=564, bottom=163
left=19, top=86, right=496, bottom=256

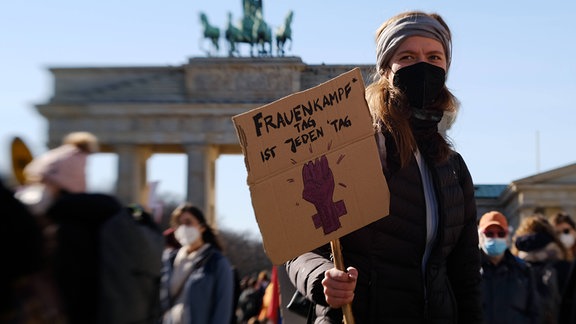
left=286, top=11, right=482, bottom=323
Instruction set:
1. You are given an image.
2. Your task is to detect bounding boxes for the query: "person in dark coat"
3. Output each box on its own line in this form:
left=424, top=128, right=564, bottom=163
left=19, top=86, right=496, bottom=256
left=512, top=215, right=572, bottom=324
left=14, top=131, right=164, bottom=324
left=478, top=211, right=541, bottom=323
left=286, top=10, right=482, bottom=323
left=559, top=258, right=576, bottom=323
left=0, top=178, right=46, bottom=323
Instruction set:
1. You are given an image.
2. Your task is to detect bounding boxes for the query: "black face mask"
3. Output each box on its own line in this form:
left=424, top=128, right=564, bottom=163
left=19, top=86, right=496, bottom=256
left=393, top=62, right=446, bottom=121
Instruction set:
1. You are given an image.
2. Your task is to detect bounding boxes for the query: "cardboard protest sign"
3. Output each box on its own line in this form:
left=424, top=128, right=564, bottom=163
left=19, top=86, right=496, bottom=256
left=232, top=68, right=389, bottom=265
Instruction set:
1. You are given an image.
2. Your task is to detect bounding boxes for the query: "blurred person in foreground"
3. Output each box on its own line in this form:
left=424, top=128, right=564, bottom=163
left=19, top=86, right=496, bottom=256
left=15, top=131, right=163, bottom=324
left=286, top=10, right=482, bottom=323
left=18, top=131, right=99, bottom=217
left=160, top=203, right=234, bottom=323
left=16, top=131, right=103, bottom=323
left=0, top=177, right=45, bottom=322
left=478, top=211, right=541, bottom=323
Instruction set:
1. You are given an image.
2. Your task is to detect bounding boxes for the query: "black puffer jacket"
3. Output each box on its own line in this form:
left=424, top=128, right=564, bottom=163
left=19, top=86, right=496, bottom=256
left=286, top=132, right=482, bottom=323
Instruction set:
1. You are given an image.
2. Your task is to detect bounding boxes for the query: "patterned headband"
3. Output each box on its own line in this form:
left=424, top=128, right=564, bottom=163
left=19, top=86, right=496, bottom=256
left=376, top=14, right=452, bottom=74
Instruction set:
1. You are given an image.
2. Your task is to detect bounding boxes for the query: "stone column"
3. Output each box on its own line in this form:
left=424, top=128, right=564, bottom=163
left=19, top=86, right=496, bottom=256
left=115, top=144, right=151, bottom=205
left=185, top=144, right=218, bottom=226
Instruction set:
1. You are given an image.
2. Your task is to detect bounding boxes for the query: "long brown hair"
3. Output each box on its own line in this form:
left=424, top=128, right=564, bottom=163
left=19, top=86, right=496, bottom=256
left=366, top=11, right=458, bottom=167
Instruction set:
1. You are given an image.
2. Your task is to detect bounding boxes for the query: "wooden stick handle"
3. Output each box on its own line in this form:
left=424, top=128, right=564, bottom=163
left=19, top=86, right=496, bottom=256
left=330, top=238, right=355, bottom=324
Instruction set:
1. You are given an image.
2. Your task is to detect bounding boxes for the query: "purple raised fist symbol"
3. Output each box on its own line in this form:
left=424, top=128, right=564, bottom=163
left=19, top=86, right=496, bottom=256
left=302, top=155, right=347, bottom=235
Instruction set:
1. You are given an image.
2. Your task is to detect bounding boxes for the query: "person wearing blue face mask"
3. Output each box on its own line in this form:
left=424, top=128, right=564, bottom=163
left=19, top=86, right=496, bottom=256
left=479, top=211, right=541, bottom=324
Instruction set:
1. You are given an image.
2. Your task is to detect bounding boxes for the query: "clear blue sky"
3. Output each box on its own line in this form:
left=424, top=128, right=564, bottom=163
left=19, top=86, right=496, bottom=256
left=2, top=0, right=575, bottom=238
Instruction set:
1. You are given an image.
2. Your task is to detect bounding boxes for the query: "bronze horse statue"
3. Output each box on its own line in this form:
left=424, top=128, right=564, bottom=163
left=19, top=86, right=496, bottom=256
left=199, top=12, right=220, bottom=56
left=275, top=10, right=293, bottom=56
left=225, top=0, right=272, bottom=57
left=252, top=11, right=273, bottom=56
left=225, top=12, right=244, bottom=57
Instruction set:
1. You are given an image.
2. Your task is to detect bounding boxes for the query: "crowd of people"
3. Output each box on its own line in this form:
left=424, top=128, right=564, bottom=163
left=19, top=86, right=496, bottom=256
left=0, top=131, right=278, bottom=324
left=478, top=210, right=576, bottom=324
left=6, top=149, right=576, bottom=324
left=4, top=8, right=576, bottom=324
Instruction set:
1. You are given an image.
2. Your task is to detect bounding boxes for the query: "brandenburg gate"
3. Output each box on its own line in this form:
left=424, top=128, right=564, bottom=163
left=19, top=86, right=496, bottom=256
left=36, top=57, right=373, bottom=224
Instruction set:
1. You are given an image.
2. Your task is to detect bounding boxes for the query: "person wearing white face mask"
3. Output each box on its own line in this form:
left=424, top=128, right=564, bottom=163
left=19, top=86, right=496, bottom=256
left=513, top=215, right=572, bottom=324
left=555, top=213, right=576, bottom=324
left=160, top=203, right=234, bottom=324
left=550, top=212, right=576, bottom=261
left=478, top=211, right=541, bottom=324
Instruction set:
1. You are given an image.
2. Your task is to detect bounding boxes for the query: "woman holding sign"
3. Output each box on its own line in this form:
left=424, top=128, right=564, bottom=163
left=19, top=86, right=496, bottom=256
left=286, top=11, right=482, bottom=323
